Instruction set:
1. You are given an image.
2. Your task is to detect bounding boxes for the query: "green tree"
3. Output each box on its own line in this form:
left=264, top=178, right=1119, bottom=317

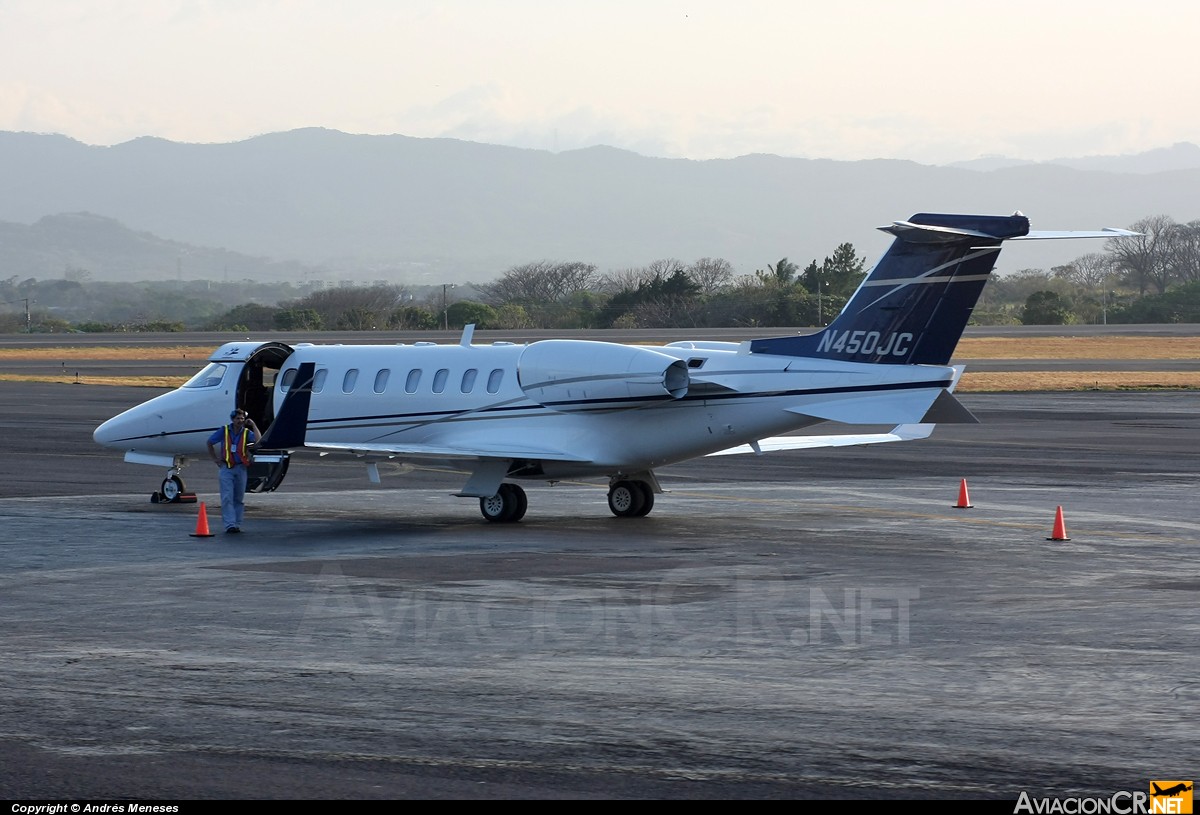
left=446, top=301, right=498, bottom=329
left=800, top=243, right=866, bottom=297
left=387, top=305, right=436, bottom=330
left=764, top=257, right=799, bottom=285
left=605, top=268, right=702, bottom=327
left=208, top=303, right=279, bottom=331
left=1109, top=281, right=1200, bottom=323
left=1021, top=291, right=1074, bottom=325
left=274, top=308, right=323, bottom=330
left=822, top=242, right=868, bottom=296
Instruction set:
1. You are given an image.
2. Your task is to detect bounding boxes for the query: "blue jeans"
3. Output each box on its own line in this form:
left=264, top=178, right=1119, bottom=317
left=217, top=463, right=248, bottom=530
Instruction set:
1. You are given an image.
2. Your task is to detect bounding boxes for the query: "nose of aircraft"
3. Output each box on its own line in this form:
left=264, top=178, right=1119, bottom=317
left=93, top=385, right=229, bottom=457
left=93, top=394, right=174, bottom=449
left=93, top=409, right=138, bottom=448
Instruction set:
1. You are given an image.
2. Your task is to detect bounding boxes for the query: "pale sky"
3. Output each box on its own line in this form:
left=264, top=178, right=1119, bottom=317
left=1, top=0, right=1197, bottom=164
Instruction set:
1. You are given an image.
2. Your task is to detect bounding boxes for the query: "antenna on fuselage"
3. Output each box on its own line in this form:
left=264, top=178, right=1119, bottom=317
left=459, top=324, right=476, bottom=347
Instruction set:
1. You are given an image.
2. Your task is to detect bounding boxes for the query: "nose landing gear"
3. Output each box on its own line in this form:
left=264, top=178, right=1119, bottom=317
left=152, top=461, right=196, bottom=504
left=160, top=473, right=187, bottom=502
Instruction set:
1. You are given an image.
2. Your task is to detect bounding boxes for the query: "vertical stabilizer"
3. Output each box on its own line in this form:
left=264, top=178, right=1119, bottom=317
left=750, top=212, right=1030, bottom=365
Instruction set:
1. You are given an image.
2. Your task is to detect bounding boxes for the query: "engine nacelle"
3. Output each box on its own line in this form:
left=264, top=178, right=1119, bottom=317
left=518, top=340, right=689, bottom=411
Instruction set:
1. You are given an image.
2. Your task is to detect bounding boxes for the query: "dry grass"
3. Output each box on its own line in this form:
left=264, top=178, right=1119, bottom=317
left=0, top=373, right=186, bottom=387
left=0, top=345, right=208, bottom=360
left=954, top=336, right=1200, bottom=359
left=957, top=372, right=1199, bottom=392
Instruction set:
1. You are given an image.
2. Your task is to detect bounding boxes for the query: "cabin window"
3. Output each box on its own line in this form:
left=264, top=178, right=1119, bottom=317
left=183, top=362, right=228, bottom=389
left=373, top=369, right=390, bottom=394
left=487, top=368, right=504, bottom=393
left=312, top=368, right=328, bottom=393
left=432, top=368, right=449, bottom=394
left=279, top=368, right=296, bottom=391
left=342, top=368, right=359, bottom=394
left=405, top=369, right=422, bottom=394
left=460, top=368, right=478, bottom=393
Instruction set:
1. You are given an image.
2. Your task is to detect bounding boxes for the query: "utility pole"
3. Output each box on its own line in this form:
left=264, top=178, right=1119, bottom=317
left=6, top=298, right=31, bottom=332
left=442, top=283, right=455, bottom=331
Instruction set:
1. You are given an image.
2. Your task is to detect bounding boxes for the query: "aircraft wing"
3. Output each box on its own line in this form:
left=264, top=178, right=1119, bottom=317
left=706, top=424, right=934, bottom=457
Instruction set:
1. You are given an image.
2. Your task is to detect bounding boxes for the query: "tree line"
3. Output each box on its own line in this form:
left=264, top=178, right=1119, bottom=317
left=2, top=214, right=1198, bottom=333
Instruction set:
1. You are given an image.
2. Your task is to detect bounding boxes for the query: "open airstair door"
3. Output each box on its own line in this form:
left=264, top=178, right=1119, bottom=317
left=233, top=341, right=294, bottom=493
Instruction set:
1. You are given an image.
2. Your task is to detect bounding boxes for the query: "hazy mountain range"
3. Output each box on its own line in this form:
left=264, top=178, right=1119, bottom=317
left=1, top=128, right=1198, bottom=284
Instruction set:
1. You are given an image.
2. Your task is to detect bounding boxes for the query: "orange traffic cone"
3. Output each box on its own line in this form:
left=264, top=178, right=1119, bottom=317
left=953, top=478, right=974, bottom=509
left=190, top=501, right=215, bottom=538
left=1047, top=505, right=1070, bottom=541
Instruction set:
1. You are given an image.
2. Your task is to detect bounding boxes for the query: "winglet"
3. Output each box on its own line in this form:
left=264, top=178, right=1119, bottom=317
left=256, top=361, right=314, bottom=450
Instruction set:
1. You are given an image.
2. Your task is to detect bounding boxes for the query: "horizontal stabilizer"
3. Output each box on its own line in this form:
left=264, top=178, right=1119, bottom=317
left=1014, top=228, right=1141, bottom=241
left=707, top=424, right=934, bottom=457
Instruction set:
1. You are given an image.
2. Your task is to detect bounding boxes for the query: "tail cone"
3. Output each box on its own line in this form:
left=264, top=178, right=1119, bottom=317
left=189, top=502, right=215, bottom=538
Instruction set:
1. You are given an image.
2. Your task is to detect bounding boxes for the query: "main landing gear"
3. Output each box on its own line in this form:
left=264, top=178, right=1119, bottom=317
left=478, top=477, right=658, bottom=522
left=479, top=483, right=528, bottom=523
left=607, top=479, right=655, bottom=518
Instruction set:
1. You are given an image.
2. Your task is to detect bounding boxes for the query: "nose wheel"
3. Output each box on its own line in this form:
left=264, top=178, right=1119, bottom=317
left=159, top=474, right=186, bottom=503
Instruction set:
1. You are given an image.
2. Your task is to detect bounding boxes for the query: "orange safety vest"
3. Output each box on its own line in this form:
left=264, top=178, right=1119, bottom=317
left=223, top=425, right=254, bottom=467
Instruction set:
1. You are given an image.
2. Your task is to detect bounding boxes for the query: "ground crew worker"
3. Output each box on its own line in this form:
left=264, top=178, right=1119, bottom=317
left=206, top=408, right=260, bottom=534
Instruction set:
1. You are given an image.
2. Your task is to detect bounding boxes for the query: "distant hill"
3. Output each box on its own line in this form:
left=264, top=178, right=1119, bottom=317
left=948, top=142, right=1200, bottom=174
left=0, top=212, right=321, bottom=283
left=1, top=128, right=1197, bottom=283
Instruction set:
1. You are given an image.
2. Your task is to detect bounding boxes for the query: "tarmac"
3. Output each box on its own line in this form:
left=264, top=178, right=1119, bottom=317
left=0, top=380, right=1197, bottom=799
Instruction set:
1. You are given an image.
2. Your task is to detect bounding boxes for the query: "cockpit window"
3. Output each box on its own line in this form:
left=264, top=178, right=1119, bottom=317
left=183, top=363, right=228, bottom=389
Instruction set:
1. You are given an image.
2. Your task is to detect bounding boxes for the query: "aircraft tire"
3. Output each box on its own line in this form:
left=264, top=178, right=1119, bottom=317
left=607, top=481, right=645, bottom=518
left=160, top=475, right=185, bottom=503
left=633, top=481, right=654, bottom=516
left=506, top=483, right=528, bottom=522
left=480, top=483, right=526, bottom=523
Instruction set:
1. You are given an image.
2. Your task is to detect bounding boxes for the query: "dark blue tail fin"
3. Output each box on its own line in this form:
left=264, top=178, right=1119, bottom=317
left=750, top=212, right=1030, bottom=365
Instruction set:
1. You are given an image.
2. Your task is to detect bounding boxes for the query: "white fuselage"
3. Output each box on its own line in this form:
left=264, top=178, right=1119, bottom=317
left=94, top=337, right=956, bottom=480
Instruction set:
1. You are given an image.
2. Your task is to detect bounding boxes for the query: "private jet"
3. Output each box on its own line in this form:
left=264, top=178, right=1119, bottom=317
left=93, top=212, right=1135, bottom=521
